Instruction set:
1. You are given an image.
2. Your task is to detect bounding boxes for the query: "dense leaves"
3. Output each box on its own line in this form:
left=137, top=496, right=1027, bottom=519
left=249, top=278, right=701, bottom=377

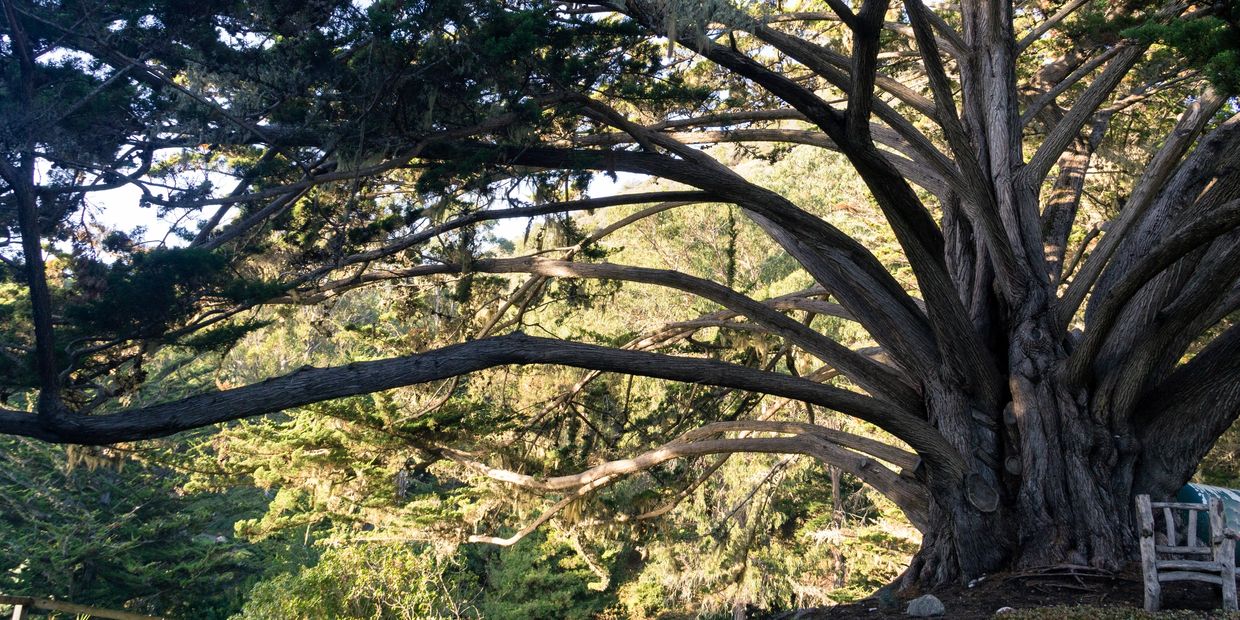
left=0, top=437, right=304, bottom=618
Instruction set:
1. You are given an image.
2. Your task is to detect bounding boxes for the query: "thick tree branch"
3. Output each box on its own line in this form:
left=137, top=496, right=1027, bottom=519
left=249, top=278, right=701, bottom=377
left=1066, top=198, right=1240, bottom=384
left=288, top=256, right=921, bottom=410
left=1, top=333, right=963, bottom=480
left=908, top=0, right=1024, bottom=298
left=1041, top=117, right=1108, bottom=284
left=1136, top=323, right=1240, bottom=496
left=677, top=420, right=919, bottom=471
left=576, top=127, right=947, bottom=196
left=1059, top=97, right=1232, bottom=328
left=1020, top=45, right=1147, bottom=188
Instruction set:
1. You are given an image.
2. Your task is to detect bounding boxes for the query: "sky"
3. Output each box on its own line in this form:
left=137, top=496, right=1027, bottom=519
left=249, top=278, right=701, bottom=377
left=85, top=167, right=648, bottom=250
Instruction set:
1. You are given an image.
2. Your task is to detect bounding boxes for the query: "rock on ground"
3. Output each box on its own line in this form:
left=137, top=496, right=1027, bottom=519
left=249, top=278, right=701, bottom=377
left=905, top=594, right=945, bottom=617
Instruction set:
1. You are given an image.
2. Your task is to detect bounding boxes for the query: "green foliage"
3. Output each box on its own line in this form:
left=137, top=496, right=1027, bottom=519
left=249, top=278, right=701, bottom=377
left=1125, top=5, right=1240, bottom=94
left=234, top=543, right=481, bottom=620
left=63, top=248, right=282, bottom=340
left=478, top=533, right=612, bottom=620
left=1196, top=411, right=1240, bottom=488
left=177, top=320, right=273, bottom=353
left=0, top=281, right=35, bottom=393
left=0, top=438, right=302, bottom=619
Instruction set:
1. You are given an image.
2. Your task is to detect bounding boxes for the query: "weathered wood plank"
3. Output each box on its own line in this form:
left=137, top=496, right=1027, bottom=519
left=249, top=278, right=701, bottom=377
left=1137, top=495, right=1161, bottom=612
left=1151, top=502, right=1217, bottom=511
left=0, top=595, right=162, bottom=620
left=1210, top=498, right=1237, bottom=611
left=1158, top=571, right=1224, bottom=585
left=1188, top=509, right=1199, bottom=547
left=1156, top=559, right=1226, bottom=572
left=1165, top=506, right=1176, bottom=544
left=1155, top=545, right=1213, bottom=554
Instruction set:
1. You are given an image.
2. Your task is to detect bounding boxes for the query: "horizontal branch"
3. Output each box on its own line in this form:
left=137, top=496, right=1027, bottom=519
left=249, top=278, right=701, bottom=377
left=677, top=420, right=919, bottom=471
left=286, top=256, right=921, bottom=410
left=575, top=127, right=948, bottom=196
left=452, top=424, right=928, bottom=537
left=3, top=333, right=962, bottom=479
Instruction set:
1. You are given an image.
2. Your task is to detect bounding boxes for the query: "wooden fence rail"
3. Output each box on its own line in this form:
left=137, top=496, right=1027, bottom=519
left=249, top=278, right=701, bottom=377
left=0, top=595, right=163, bottom=620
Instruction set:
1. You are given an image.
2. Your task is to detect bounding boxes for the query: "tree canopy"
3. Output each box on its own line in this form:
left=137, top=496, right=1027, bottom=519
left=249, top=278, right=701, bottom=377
left=3, top=0, right=1240, bottom=595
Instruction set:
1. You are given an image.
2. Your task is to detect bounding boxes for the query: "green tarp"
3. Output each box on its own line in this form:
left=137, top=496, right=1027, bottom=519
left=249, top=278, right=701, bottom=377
left=1176, top=483, right=1240, bottom=551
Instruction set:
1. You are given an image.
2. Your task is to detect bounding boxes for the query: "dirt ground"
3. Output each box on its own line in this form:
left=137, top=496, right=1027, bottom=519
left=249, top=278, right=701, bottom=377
left=770, top=565, right=1238, bottom=619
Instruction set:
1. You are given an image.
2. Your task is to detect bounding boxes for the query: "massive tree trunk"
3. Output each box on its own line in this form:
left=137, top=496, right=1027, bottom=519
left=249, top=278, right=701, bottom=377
left=908, top=336, right=1136, bottom=585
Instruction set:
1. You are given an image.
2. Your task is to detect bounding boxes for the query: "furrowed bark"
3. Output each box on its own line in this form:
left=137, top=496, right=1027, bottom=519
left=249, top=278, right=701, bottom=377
left=1058, top=93, right=1229, bottom=328
left=1136, top=324, right=1240, bottom=497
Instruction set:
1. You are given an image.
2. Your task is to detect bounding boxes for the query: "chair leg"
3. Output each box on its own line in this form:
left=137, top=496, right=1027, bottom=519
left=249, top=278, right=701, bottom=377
left=1209, top=498, right=1237, bottom=611
left=1137, top=495, right=1161, bottom=612
left=1221, top=550, right=1237, bottom=611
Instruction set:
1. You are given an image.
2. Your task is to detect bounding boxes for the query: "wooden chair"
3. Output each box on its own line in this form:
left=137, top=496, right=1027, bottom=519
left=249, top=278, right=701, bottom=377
left=1136, top=494, right=1238, bottom=612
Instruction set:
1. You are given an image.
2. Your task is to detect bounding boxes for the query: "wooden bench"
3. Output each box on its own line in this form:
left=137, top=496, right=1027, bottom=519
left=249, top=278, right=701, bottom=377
left=1136, top=495, right=1238, bottom=612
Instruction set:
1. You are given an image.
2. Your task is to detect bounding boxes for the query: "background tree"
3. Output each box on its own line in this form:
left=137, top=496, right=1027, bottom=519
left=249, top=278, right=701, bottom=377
left=188, top=166, right=920, bottom=616
left=0, top=436, right=306, bottom=618
left=2, top=0, right=1240, bottom=589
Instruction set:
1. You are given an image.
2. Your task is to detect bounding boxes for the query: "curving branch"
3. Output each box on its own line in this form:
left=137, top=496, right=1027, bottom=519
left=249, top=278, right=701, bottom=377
left=1056, top=92, right=1229, bottom=328
left=676, top=420, right=919, bottom=471
left=454, top=421, right=929, bottom=544
left=1066, top=198, right=1240, bottom=384
left=287, top=256, right=920, bottom=410
left=0, top=333, right=963, bottom=479
left=576, top=127, right=948, bottom=196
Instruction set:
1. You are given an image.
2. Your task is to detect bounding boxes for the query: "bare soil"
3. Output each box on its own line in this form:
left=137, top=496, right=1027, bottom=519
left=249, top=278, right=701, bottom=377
left=770, top=565, right=1238, bottom=619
